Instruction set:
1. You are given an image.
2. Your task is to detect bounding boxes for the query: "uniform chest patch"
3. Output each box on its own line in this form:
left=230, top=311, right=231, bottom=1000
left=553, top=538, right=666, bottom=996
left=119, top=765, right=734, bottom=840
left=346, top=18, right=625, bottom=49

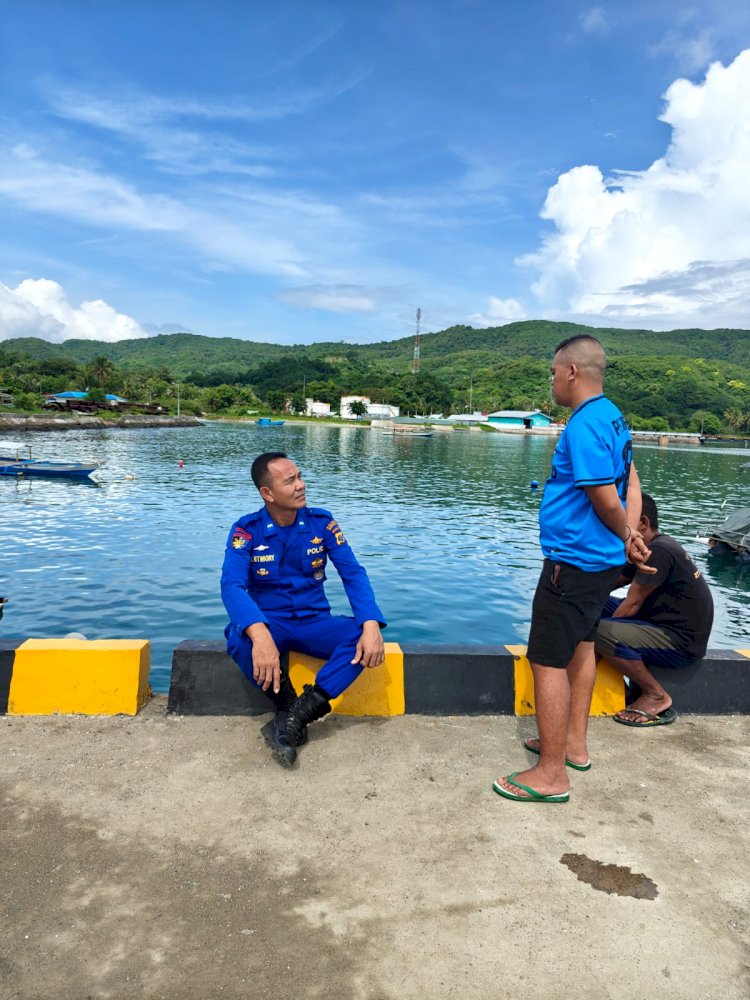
left=306, top=544, right=324, bottom=555
left=231, top=528, right=252, bottom=549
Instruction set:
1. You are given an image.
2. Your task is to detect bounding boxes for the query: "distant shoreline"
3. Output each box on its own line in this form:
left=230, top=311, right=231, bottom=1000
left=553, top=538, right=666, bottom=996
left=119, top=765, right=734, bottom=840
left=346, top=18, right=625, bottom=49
left=0, top=414, right=203, bottom=432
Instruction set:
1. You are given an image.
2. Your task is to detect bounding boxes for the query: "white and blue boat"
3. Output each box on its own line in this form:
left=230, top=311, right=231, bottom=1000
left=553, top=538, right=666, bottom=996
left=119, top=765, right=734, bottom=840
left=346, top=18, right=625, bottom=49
left=0, top=441, right=100, bottom=480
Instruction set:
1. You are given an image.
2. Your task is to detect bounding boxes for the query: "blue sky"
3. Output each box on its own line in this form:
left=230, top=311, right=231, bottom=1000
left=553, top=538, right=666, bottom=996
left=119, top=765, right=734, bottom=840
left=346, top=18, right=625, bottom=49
left=1, top=0, right=750, bottom=344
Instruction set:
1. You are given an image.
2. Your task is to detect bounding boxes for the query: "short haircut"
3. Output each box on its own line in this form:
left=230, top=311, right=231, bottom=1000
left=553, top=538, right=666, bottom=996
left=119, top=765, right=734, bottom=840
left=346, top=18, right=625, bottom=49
left=554, top=334, right=606, bottom=378
left=251, top=451, right=288, bottom=490
left=640, top=492, right=659, bottom=530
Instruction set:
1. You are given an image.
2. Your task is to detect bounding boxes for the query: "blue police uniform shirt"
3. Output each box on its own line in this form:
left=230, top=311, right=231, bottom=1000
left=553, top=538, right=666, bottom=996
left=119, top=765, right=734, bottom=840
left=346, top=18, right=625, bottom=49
left=539, top=394, right=632, bottom=572
left=220, top=505, right=386, bottom=634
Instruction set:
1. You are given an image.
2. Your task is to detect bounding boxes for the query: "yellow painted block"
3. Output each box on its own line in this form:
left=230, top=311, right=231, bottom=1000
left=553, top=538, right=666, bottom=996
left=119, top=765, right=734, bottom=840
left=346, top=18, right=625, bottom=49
left=738, top=650, right=750, bottom=659
left=591, top=657, right=627, bottom=715
left=505, top=644, right=626, bottom=717
left=506, top=644, right=536, bottom=716
left=288, top=641, right=404, bottom=717
left=8, top=639, right=151, bottom=716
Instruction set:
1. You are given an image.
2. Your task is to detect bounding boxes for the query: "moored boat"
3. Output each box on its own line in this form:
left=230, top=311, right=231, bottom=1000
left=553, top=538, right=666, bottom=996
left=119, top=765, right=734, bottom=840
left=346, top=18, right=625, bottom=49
left=0, top=441, right=100, bottom=480
left=701, top=507, right=750, bottom=562
left=255, top=418, right=285, bottom=426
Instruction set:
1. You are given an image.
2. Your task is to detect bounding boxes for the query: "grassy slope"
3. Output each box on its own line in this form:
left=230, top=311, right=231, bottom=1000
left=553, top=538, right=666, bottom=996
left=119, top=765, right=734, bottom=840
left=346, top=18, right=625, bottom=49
left=3, top=321, right=750, bottom=378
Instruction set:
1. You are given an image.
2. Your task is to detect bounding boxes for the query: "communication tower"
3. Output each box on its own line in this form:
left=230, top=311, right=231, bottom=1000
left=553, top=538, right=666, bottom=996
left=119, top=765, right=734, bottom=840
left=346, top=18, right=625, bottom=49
left=412, top=307, right=421, bottom=374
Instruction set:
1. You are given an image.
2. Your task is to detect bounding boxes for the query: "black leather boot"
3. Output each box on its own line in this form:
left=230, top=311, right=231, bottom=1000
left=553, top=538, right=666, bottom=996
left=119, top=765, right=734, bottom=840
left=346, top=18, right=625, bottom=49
left=285, top=684, right=332, bottom=748
left=260, top=673, right=307, bottom=768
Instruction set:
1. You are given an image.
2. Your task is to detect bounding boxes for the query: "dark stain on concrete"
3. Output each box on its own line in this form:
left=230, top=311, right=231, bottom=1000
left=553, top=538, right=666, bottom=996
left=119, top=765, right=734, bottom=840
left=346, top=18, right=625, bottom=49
left=560, top=853, right=658, bottom=899
left=0, top=785, right=390, bottom=1000
left=638, top=811, right=654, bottom=824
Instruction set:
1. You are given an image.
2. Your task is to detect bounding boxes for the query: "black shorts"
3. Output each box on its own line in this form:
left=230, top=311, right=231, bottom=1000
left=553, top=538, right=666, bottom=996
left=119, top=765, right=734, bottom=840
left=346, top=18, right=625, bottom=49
left=527, top=559, right=621, bottom=669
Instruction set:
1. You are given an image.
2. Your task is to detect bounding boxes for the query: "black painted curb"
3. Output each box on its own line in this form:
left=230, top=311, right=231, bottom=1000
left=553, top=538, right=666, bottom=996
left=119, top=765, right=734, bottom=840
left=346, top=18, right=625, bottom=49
left=167, top=640, right=275, bottom=716
left=400, top=643, right=515, bottom=715
left=646, top=650, right=750, bottom=714
left=167, top=641, right=750, bottom=716
left=0, top=640, right=24, bottom=715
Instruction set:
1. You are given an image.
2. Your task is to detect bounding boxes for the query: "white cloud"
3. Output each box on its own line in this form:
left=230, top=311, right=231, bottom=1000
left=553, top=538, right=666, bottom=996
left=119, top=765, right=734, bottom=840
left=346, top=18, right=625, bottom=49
left=650, top=29, right=717, bottom=75
left=42, top=76, right=368, bottom=178
left=469, top=296, right=526, bottom=327
left=280, top=284, right=378, bottom=313
left=580, top=7, right=611, bottom=35
left=520, top=49, right=750, bottom=329
left=0, top=279, right=148, bottom=342
left=0, top=143, right=310, bottom=278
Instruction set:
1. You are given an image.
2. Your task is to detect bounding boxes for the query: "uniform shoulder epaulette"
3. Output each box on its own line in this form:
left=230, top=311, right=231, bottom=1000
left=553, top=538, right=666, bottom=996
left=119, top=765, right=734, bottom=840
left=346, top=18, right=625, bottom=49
left=307, top=506, right=333, bottom=519
left=233, top=509, right=264, bottom=529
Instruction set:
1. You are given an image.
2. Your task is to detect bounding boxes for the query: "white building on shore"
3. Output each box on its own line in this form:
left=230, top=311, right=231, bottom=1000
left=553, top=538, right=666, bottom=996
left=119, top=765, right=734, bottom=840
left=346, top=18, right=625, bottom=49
left=340, top=396, right=400, bottom=419
left=305, top=398, right=332, bottom=418
left=446, top=411, right=488, bottom=424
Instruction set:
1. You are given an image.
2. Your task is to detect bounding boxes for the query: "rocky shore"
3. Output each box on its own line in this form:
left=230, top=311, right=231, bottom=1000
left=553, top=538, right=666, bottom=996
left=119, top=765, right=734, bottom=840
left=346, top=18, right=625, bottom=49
left=0, top=413, right=203, bottom=431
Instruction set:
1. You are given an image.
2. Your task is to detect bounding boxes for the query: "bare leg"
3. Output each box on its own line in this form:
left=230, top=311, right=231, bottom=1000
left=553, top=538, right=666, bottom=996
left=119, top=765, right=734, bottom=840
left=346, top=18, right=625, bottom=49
left=566, top=641, right=596, bottom=763
left=496, top=661, right=570, bottom=797
left=524, top=641, right=594, bottom=767
left=608, top=655, right=672, bottom=723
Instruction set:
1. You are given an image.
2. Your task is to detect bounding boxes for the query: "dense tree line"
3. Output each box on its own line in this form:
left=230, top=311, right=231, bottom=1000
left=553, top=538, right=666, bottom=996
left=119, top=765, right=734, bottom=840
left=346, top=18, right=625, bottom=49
left=2, top=327, right=750, bottom=432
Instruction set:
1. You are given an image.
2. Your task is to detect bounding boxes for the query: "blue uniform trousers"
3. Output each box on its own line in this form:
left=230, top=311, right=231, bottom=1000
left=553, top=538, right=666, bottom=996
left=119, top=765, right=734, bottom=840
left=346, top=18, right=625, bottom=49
left=225, top=613, right=365, bottom=699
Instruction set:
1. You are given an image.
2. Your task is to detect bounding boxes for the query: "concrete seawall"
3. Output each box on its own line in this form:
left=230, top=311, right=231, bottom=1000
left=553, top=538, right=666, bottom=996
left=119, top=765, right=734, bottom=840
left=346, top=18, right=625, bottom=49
left=1, top=637, right=747, bottom=716
left=0, top=414, right=202, bottom=431
left=166, top=641, right=750, bottom=717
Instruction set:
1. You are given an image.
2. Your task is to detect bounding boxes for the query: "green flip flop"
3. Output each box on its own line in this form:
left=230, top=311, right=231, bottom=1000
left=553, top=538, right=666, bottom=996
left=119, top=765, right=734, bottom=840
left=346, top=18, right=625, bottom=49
left=492, top=772, right=570, bottom=803
left=523, top=737, right=591, bottom=772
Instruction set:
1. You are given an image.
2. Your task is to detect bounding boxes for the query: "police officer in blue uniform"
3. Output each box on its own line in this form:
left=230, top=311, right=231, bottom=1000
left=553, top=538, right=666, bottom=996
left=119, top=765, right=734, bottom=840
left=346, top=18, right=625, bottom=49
left=221, top=451, right=386, bottom=767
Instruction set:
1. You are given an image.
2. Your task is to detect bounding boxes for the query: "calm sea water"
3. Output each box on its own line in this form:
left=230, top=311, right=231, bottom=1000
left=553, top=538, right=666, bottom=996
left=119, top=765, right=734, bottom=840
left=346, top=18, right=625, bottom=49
left=1, top=422, right=748, bottom=692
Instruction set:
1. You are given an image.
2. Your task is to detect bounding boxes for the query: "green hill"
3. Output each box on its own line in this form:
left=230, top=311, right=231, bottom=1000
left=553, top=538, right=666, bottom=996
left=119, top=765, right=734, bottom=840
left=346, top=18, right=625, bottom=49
left=2, top=321, right=749, bottom=432
left=4, top=320, right=750, bottom=375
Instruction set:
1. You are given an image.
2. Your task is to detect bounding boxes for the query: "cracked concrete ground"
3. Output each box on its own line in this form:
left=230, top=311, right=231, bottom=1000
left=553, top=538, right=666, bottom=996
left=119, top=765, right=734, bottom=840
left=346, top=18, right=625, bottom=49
left=1, top=699, right=748, bottom=1000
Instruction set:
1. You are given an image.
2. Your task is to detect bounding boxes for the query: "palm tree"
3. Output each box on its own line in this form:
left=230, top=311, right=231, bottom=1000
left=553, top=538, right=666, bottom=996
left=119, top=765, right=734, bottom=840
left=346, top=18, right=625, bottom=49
left=90, top=356, right=116, bottom=388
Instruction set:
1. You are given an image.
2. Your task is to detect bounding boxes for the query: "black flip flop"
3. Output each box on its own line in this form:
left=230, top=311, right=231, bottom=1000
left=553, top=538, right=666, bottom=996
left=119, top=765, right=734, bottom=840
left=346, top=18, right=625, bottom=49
left=613, top=706, right=678, bottom=727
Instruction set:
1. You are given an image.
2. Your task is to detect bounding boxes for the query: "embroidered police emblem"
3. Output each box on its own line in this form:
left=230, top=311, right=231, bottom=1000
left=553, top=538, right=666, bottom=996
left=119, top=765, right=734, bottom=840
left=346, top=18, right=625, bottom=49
left=311, top=558, right=324, bottom=568
left=232, top=527, right=252, bottom=549
left=257, top=568, right=269, bottom=576
left=335, top=531, right=346, bottom=546
left=314, top=571, right=324, bottom=580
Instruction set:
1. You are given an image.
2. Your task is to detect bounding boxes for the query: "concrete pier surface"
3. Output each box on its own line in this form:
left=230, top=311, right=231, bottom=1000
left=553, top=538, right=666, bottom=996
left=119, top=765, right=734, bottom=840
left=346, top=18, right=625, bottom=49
left=1, top=700, right=747, bottom=1000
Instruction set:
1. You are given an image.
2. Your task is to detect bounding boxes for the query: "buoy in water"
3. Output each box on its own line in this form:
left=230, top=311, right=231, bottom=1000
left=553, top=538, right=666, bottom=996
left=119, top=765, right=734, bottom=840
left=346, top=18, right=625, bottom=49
left=530, top=480, right=539, bottom=489
left=178, top=459, right=184, bottom=469
left=125, top=473, right=135, bottom=480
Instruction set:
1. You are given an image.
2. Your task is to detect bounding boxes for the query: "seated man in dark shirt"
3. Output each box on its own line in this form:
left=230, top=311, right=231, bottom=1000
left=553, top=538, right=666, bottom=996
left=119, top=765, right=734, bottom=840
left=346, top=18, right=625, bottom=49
left=595, top=493, right=713, bottom=727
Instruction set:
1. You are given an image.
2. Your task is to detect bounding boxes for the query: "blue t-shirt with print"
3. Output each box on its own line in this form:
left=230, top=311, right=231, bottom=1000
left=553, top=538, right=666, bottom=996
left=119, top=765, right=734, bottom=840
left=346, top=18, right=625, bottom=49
left=539, top=394, right=632, bottom=571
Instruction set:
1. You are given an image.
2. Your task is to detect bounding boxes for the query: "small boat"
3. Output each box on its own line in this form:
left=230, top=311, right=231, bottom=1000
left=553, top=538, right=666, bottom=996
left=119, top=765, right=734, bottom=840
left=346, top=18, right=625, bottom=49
left=702, top=507, right=750, bottom=562
left=0, top=441, right=100, bottom=480
left=382, top=425, right=433, bottom=438
left=255, top=418, right=285, bottom=427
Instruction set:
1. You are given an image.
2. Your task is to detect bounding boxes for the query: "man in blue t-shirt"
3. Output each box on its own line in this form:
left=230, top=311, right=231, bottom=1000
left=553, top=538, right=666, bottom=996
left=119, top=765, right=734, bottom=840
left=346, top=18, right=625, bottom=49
left=494, top=335, right=653, bottom=804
